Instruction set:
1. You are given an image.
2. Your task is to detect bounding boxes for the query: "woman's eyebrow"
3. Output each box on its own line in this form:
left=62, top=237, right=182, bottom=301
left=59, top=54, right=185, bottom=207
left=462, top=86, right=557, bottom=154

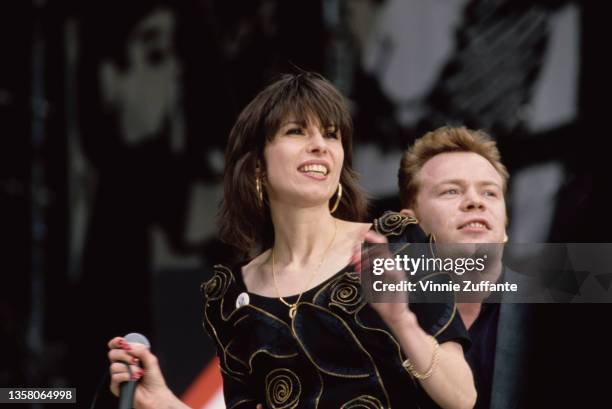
left=280, top=120, right=306, bottom=128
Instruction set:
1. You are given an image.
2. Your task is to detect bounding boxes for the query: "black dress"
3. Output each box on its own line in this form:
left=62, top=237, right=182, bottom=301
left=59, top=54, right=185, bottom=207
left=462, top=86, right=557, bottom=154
left=201, top=212, right=470, bottom=409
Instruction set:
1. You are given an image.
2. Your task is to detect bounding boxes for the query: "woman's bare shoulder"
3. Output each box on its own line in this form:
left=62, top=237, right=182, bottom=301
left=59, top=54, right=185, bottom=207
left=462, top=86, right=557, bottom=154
left=338, top=220, right=372, bottom=237
left=240, top=249, right=270, bottom=292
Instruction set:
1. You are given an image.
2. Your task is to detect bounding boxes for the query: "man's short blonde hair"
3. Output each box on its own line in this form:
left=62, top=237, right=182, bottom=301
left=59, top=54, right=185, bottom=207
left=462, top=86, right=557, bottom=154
left=398, top=126, right=509, bottom=208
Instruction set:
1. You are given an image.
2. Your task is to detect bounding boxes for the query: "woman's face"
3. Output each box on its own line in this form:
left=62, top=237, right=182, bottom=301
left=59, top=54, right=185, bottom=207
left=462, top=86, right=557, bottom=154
left=262, top=116, right=344, bottom=209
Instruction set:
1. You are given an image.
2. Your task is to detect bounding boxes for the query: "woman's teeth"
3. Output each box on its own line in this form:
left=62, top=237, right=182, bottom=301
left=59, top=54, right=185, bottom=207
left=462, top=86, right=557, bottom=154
left=299, top=164, right=328, bottom=175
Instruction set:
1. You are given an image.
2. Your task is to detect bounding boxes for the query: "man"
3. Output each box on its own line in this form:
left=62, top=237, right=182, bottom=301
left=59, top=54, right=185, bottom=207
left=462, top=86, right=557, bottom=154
left=394, top=126, right=533, bottom=409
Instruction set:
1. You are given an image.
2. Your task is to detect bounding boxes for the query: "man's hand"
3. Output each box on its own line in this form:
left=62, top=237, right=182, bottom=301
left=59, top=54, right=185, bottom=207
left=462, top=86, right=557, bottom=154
left=351, top=230, right=416, bottom=328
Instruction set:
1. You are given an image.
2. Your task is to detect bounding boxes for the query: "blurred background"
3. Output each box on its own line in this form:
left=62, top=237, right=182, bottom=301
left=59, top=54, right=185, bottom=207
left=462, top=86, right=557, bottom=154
left=1, top=0, right=608, bottom=408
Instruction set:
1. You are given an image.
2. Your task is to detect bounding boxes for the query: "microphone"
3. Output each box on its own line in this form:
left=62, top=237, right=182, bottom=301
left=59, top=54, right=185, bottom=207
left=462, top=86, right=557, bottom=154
left=118, top=333, right=150, bottom=409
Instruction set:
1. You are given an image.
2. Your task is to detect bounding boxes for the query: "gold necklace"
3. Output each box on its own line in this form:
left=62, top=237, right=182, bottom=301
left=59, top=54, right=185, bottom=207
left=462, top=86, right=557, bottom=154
left=271, top=218, right=338, bottom=319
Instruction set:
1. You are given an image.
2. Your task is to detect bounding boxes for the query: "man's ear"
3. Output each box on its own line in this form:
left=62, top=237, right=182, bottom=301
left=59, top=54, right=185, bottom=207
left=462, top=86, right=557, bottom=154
left=400, top=208, right=416, bottom=218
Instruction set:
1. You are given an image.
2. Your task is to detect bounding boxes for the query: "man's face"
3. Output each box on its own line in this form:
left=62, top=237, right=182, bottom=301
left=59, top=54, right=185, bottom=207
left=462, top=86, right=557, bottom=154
left=402, top=152, right=507, bottom=244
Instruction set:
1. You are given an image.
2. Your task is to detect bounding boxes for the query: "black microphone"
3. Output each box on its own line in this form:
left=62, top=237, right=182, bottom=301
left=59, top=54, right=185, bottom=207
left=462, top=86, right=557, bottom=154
left=118, top=333, right=150, bottom=409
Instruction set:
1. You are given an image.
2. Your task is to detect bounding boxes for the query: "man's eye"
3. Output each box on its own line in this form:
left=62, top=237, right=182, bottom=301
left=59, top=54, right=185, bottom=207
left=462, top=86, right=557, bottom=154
left=484, top=191, right=498, bottom=197
left=443, top=189, right=459, bottom=195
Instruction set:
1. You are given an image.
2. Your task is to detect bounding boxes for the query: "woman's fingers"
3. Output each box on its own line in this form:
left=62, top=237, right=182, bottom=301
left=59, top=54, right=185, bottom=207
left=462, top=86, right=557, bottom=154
left=107, top=335, right=171, bottom=406
left=108, top=337, right=121, bottom=349
left=109, top=363, right=144, bottom=396
left=108, top=346, right=139, bottom=366
left=107, top=336, right=157, bottom=394
left=107, top=336, right=125, bottom=349
left=108, top=349, right=147, bottom=398
left=108, top=341, right=153, bottom=367
left=108, top=336, right=163, bottom=380
left=124, top=343, right=160, bottom=375
left=110, top=362, right=143, bottom=377
left=110, top=371, right=131, bottom=396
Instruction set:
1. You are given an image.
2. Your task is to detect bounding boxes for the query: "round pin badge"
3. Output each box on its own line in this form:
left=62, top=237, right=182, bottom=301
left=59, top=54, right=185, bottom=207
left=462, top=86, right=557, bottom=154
left=236, top=292, right=250, bottom=309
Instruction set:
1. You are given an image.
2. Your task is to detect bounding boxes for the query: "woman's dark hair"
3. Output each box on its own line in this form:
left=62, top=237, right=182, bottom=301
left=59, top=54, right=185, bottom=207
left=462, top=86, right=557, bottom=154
left=218, top=72, right=368, bottom=255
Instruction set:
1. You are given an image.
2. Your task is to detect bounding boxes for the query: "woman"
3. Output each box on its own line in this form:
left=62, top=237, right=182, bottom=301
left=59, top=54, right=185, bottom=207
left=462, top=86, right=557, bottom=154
left=107, top=72, right=476, bottom=409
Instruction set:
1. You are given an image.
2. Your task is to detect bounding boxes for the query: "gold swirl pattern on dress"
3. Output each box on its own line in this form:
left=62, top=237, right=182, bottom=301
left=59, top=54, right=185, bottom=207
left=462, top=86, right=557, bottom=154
left=374, top=211, right=418, bottom=237
left=329, top=272, right=364, bottom=314
left=265, top=368, right=301, bottom=409
left=201, top=265, right=233, bottom=301
left=340, top=395, right=384, bottom=409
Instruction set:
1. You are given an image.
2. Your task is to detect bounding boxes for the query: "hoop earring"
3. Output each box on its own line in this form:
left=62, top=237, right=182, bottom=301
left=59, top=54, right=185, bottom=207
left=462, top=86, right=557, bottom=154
left=429, top=233, right=437, bottom=259
left=255, top=175, right=263, bottom=206
left=330, top=183, right=342, bottom=214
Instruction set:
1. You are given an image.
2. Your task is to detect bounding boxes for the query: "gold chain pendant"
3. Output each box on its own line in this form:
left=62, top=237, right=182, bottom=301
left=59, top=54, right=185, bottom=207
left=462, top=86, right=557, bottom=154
left=288, top=304, right=297, bottom=319
left=272, top=219, right=338, bottom=321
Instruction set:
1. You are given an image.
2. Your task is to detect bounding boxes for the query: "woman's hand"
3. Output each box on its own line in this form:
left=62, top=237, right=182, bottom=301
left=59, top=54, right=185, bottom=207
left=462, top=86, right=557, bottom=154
left=351, top=230, right=414, bottom=328
left=108, top=336, right=182, bottom=409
